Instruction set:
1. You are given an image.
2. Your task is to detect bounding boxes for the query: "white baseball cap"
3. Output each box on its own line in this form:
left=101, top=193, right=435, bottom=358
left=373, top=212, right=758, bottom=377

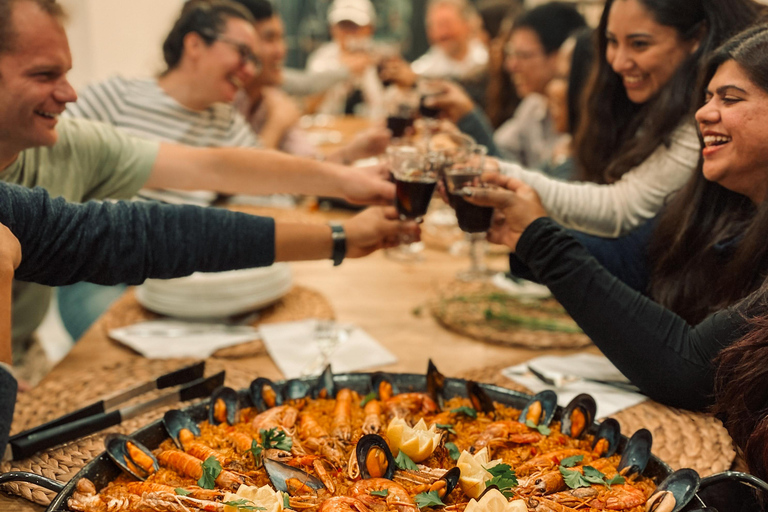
left=327, top=0, right=376, bottom=27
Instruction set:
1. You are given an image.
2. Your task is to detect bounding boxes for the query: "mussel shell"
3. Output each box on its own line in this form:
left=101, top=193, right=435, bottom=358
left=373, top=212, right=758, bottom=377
left=208, top=386, right=239, bottom=426
left=282, top=379, right=312, bottom=402
left=518, top=390, right=557, bottom=427
left=618, top=428, right=652, bottom=476
left=438, top=466, right=461, bottom=498
left=370, top=372, right=399, bottom=400
left=263, top=457, right=324, bottom=494
left=592, top=418, right=620, bottom=457
left=466, top=381, right=495, bottom=414
left=312, top=364, right=336, bottom=399
left=249, top=377, right=283, bottom=411
left=105, top=434, right=158, bottom=481
left=356, top=434, right=397, bottom=480
left=645, top=469, right=700, bottom=512
left=163, top=409, right=200, bottom=449
left=426, top=359, right=446, bottom=409
left=561, top=394, right=596, bottom=439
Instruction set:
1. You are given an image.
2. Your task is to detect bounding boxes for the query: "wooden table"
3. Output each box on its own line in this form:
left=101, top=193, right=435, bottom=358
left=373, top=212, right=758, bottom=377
left=0, top=120, right=597, bottom=510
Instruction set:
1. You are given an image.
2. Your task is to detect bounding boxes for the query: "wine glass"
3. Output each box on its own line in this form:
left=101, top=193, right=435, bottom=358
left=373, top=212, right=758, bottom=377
left=443, top=145, right=495, bottom=281
left=383, top=86, right=420, bottom=141
left=386, top=145, right=437, bottom=262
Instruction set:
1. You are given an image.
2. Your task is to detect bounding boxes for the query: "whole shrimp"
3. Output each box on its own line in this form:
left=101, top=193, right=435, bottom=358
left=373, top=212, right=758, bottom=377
left=252, top=404, right=300, bottom=433
left=331, top=389, right=354, bottom=443
left=350, top=478, right=419, bottom=512
left=361, top=399, right=383, bottom=435
left=546, top=483, right=646, bottom=510
left=67, top=479, right=138, bottom=512
left=470, top=420, right=544, bottom=454
left=513, top=449, right=593, bottom=478
left=299, top=412, right=346, bottom=465
left=383, top=393, right=439, bottom=420
left=156, top=450, right=243, bottom=491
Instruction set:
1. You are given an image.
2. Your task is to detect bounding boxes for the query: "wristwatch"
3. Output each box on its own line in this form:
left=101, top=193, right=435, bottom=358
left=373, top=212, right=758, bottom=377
left=329, top=223, right=347, bottom=266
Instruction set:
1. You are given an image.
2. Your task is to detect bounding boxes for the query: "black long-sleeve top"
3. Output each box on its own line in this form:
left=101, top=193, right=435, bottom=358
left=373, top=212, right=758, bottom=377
left=514, top=217, right=747, bottom=411
left=0, top=182, right=279, bottom=453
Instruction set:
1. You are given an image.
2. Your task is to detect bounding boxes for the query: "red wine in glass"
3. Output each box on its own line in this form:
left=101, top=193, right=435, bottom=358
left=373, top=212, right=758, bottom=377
left=419, top=94, right=441, bottom=118
left=395, top=175, right=437, bottom=219
left=450, top=193, right=493, bottom=232
left=387, top=116, right=414, bottom=138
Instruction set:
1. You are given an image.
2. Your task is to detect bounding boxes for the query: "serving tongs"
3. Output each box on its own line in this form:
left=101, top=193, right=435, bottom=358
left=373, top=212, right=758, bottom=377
left=3, top=362, right=225, bottom=461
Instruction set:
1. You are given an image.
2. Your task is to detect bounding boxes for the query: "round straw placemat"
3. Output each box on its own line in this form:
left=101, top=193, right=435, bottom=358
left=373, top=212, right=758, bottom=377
left=97, top=286, right=334, bottom=359
left=431, top=281, right=592, bottom=350
left=459, top=363, right=736, bottom=477
left=0, top=359, right=259, bottom=506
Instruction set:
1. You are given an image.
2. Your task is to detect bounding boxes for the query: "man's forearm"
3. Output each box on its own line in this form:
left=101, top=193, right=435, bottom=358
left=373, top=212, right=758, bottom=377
left=147, top=145, right=350, bottom=199
left=274, top=223, right=333, bottom=262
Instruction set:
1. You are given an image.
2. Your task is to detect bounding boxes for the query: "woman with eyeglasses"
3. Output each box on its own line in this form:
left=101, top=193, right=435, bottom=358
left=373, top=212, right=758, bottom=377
left=431, top=0, right=763, bottom=238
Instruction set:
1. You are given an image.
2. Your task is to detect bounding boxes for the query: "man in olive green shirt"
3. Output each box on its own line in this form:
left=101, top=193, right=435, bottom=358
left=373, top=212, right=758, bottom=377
left=0, top=0, right=395, bottom=356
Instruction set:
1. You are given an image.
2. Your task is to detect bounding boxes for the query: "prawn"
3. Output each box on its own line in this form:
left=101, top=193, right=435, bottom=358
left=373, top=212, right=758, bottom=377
left=156, top=450, right=243, bottom=491
left=471, top=421, right=545, bottom=454
left=319, top=496, right=374, bottom=512
left=331, top=389, right=353, bottom=443
left=362, top=399, right=383, bottom=435
left=350, top=478, right=419, bottom=512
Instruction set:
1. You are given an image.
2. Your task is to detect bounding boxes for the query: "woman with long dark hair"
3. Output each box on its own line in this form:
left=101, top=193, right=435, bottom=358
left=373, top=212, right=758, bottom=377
left=462, top=23, right=768, bottom=486
left=436, top=0, right=762, bottom=237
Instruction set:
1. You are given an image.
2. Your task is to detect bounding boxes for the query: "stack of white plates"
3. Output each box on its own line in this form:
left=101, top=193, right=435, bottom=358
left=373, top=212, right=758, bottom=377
left=136, top=264, right=292, bottom=319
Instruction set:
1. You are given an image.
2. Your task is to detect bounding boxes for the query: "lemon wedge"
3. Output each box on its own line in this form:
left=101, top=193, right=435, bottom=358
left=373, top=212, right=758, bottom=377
left=386, top=417, right=442, bottom=463
left=223, top=484, right=284, bottom=512
left=464, top=489, right=527, bottom=512
left=456, top=447, right=502, bottom=499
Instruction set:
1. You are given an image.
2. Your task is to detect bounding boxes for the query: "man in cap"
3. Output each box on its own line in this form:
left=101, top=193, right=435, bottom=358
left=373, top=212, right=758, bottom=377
left=305, top=0, right=384, bottom=118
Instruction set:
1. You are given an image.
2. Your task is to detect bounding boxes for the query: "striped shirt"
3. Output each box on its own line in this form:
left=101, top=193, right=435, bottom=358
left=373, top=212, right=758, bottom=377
left=64, top=76, right=261, bottom=149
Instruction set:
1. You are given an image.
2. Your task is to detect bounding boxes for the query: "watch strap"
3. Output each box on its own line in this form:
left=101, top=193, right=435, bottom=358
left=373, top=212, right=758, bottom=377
left=329, top=223, right=346, bottom=266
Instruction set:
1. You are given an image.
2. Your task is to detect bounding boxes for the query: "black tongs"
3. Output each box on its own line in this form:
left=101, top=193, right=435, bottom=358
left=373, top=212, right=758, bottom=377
left=3, top=361, right=224, bottom=461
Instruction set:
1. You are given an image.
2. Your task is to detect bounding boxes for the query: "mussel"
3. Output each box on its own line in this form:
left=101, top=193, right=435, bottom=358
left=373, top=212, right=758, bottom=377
left=356, top=434, right=397, bottom=480
left=645, top=469, right=700, bottom=512
left=370, top=372, right=399, bottom=400
left=518, top=390, right=557, bottom=427
left=427, top=359, right=447, bottom=409
left=163, top=409, right=200, bottom=450
left=466, top=381, right=495, bottom=415
left=592, top=418, right=621, bottom=457
left=105, top=434, right=158, bottom=481
left=249, top=377, right=283, bottom=411
left=208, top=386, right=239, bottom=426
left=282, top=379, right=312, bottom=403
left=618, top=428, right=652, bottom=477
left=435, top=466, right=461, bottom=499
left=263, top=457, right=324, bottom=495
left=561, top=394, right=596, bottom=439
left=312, top=364, right=336, bottom=399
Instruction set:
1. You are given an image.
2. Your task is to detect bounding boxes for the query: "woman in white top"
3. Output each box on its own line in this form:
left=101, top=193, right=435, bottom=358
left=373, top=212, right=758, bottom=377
left=434, top=0, right=762, bottom=237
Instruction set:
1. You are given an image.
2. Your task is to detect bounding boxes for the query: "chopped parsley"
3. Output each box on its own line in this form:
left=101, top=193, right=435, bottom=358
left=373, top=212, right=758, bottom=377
left=395, top=450, right=419, bottom=471
left=283, top=493, right=290, bottom=509
left=260, top=427, right=293, bottom=451
left=370, top=489, right=389, bottom=497
left=414, top=490, right=445, bottom=508
left=174, top=488, right=192, bottom=496
left=484, top=463, right=517, bottom=498
left=360, top=392, right=377, bottom=407
left=250, top=439, right=263, bottom=461
left=445, top=442, right=461, bottom=461
left=223, top=499, right=265, bottom=511
left=450, top=406, right=478, bottom=419
left=198, top=456, right=222, bottom=489
left=559, top=455, right=584, bottom=468
left=525, top=419, right=551, bottom=435
left=436, top=423, right=456, bottom=435
left=559, top=465, right=626, bottom=489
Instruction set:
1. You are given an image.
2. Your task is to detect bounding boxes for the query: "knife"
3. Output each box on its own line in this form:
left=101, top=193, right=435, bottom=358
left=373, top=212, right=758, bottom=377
left=3, top=370, right=224, bottom=461
left=8, top=361, right=205, bottom=443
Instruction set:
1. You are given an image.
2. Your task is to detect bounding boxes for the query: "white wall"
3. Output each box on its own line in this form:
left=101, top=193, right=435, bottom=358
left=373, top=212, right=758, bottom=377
left=60, top=0, right=185, bottom=90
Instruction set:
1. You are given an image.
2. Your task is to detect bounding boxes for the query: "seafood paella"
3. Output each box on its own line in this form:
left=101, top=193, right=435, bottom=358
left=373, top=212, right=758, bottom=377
left=67, top=367, right=667, bottom=512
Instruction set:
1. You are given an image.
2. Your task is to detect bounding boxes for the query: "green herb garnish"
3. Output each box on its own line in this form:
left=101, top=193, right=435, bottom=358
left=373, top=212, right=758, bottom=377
left=223, top=499, right=265, bottom=511
left=250, top=439, right=263, bottom=461
left=582, top=466, right=608, bottom=486
left=414, top=490, right=445, bottom=508
left=445, top=441, right=461, bottom=461
left=198, top=456, right=222, bottom=489
left=451, top=406, right=478, bottom=418
left=174, top=488, right=192, bottom=496
left=283, top=493, right=290, bottom=509
left=260, top=427, right=293, bottom=451
left=560, top=467, right=590, bottom=489
left=484, top=463, right=517, bottom=498
left=436, top=423, right=456, bottom=435
left=360, top=392, right=377, bottom=407
left=605, top=475, right=626, bottom=487
left=525, top=419, right=551, bottom=435
left=559, top=455, right=584, bottom=468
left=395, top=450, right=419, bottom=471
left=370, top=489, right=389, bottom=497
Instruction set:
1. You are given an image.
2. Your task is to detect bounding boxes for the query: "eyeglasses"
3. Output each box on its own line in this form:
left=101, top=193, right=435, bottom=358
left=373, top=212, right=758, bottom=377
left=215, top=35, right=261, bottom=70
left=504, top=43, right=545, bottom=62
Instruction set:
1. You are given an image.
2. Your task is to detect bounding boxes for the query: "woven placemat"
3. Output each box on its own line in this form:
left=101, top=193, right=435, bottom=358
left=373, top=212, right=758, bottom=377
left=460, top=363, right=736, bottom=477
left=0, top=359, right=261, bottom=506
left=431, top=281, right=593, bottom=350
left=98, top=286, right=334, bottom=359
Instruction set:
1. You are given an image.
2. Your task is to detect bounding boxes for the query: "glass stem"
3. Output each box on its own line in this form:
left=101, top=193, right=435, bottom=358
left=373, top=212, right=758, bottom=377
left=468, top=232, right=487, bottom=272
